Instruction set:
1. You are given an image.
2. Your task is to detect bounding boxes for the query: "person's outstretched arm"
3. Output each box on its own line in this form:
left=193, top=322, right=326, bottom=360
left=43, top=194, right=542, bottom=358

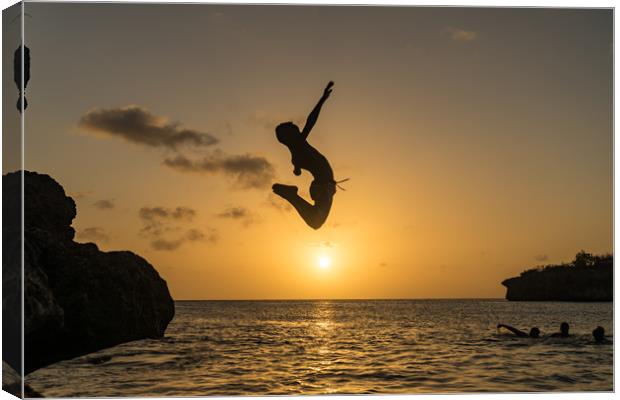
left=497, top=324, right=528, bottom=338
left=301, top=81, right=334, bottom=139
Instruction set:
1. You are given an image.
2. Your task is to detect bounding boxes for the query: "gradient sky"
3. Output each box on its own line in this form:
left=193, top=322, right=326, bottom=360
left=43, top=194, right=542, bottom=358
left=5, top=4, right=612, bottom=299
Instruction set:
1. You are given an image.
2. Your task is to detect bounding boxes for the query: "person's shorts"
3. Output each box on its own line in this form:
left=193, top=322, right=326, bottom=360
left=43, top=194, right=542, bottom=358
left=310, top=180, right=337, bottom=201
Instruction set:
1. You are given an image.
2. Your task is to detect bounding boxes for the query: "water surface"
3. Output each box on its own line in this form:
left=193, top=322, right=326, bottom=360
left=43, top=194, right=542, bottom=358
left=28, top=299, right=613, bottom=396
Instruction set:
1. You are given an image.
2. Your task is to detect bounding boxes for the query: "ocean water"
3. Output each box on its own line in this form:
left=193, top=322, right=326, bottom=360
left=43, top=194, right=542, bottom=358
left=27, top=300, right=613, bottom=396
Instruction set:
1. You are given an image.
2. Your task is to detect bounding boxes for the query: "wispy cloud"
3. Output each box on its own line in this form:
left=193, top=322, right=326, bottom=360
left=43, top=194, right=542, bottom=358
left=79, top=105, right=275, bottom=191
left=70, top=190, right=93, bottom=201
left=164, top=152, right=275, bottom=189
left=138, top=205, right=216, bottom=251
left=150, top=238, right=184, bottom=251
left=139, top=206, right=196, bottom=222
left=444, top=27, right=478, bottom=42
left=217, top=206, right=256, bottom=227
left=93, top=199, right=115, bottom=210
left=76, top=227, right=110, bottom=243
left=187, top=228, right=219, bottom=244
left=79, top=105, right=218, bottom=150
left=139, top=206, right=196, bottom=237
left=150, top=228, right=218, bottom=251
left=217, top=207, right=248, bottom=219
left=534, top=254, right=549, bottom=262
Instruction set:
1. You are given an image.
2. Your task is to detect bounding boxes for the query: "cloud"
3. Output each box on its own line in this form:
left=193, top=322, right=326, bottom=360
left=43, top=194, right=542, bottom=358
left=186, top=228, right=219, bottom=243
left=151, top=238, right=184, bottom=251
left=79, top=105, right=219, bottom=150
left=217, top=206, right=248, bottom=219
left=150, top=228, right=218, bottom=251
left=137, top=205, right=217, bottom=251
left=217, top=206, right=255, bottom=227
left=71, top=191, right=92, bottom=200
left=93, top=199, right=115, bottom=210
left=76, top=227, right=109, bottom=243
left=534, top=254, right=549, bottom=262
left=139, top=206, right=196, bottom=237
left=78, top=105, right=276, bottom=191
left=185, top=228, right=206, bottom=241
left=445, top=27, right=478, bottom=42
left=139, top=206, right=196, bottom=222
left=163, top=153, right=275, bottom=189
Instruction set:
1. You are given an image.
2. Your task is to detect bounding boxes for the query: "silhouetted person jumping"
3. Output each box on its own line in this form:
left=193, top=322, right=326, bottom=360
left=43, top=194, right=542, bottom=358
left=272, top=81, right=343, bottom=230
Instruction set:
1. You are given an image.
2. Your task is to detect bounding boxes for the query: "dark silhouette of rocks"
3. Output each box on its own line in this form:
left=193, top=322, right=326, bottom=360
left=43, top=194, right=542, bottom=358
left=501, top=251, right=612, bottom=301
left=3, top=171, right=175, bottom=374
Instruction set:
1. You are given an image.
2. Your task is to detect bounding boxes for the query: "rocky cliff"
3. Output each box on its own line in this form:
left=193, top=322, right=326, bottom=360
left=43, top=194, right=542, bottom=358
left=3, top=171, right=175, bottom=374
left=502, top=252, right=612, bottom=301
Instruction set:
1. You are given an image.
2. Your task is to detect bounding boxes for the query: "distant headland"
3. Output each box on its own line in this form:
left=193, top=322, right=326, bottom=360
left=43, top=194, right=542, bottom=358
left=502, top=251, right=612, bottom=302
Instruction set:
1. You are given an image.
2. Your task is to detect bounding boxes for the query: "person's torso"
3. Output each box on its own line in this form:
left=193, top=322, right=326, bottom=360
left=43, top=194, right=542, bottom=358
left=289, top=140, right=333, bottom=182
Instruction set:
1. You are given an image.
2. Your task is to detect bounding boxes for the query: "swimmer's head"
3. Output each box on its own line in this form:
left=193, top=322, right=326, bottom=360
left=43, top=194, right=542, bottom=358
left=560, top=322, right=569, bottom=336
left=276, top=122, right=300, bottom=145
left=593, top=326, right=605, bottom=342
left=529, top=327, right=541, bottom=338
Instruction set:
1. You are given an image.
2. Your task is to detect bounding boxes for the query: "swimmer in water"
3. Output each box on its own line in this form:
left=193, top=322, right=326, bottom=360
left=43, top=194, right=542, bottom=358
left=497, top=323, right=541, bottom=338
left=549, top=322, right=571, bottom=338
left=592, top=326, right=611, bottom=344
left=272, top=81, right=340, bottom=230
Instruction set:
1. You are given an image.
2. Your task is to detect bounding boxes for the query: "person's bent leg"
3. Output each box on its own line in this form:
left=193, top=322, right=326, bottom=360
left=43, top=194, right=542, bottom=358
left=272, top=183, right=331, bottom=230
left=272, top=183, right=317, bottom=226
left=306, top=181, right=334, bottom=229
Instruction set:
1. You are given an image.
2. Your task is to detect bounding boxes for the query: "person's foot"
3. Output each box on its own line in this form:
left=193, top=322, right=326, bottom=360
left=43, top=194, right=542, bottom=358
left=272, top=183, right=298, bottom=199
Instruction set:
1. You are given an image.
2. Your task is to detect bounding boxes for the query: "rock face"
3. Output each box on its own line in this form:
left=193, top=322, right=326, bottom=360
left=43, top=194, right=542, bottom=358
left=502, top=254, right=613, bottom=301
left=3, top=171, right=175, bottom=374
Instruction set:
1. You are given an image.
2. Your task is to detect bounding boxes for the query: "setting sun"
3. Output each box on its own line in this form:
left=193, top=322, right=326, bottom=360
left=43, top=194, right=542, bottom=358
left=317, top=256, right=332, bottom=269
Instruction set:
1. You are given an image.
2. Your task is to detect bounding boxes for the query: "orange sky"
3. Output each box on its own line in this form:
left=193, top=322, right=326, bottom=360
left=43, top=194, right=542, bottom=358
left=3, top=4, right=612, bottom=299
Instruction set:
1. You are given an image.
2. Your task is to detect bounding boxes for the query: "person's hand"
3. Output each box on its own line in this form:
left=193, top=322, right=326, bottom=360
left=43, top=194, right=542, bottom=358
left=323, top=81, right=334, bottom=99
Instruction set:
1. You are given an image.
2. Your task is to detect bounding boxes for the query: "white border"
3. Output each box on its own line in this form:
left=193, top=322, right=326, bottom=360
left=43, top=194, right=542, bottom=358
left=0, top=1, right=616, bottom=400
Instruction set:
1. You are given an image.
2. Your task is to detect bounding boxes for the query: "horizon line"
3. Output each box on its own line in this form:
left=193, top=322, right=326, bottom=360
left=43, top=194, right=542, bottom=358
left=174, top=297, right=506, bottom=301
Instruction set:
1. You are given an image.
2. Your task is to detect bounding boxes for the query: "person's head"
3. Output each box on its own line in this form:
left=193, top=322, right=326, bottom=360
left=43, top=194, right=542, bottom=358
left=560, top=322, right=570, bottom=336
left=592, top=326, right=606, bottom=342
left=529, top=327, right=541, bottom=338
left=275, top=122, right=300, bottom=145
